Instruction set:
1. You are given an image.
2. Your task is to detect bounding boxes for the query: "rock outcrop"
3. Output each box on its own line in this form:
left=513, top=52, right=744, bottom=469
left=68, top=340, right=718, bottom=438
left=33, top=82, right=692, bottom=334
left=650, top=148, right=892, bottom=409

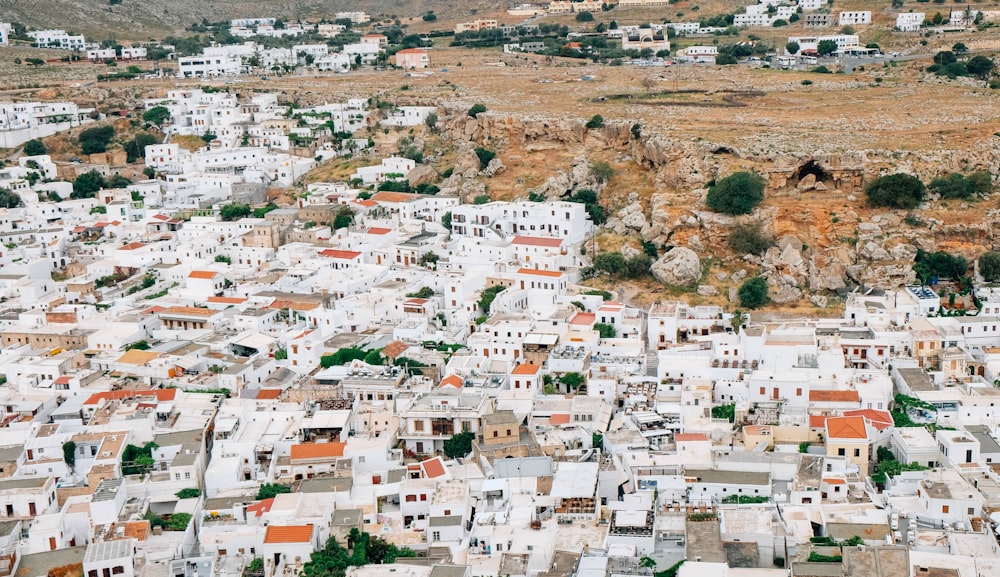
left=651, top=247, right=702, bottom=286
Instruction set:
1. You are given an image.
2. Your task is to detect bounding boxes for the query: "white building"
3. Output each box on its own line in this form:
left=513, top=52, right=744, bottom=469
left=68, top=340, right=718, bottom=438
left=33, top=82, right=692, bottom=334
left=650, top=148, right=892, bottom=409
left=897, top=13, right=926, bottom=32
left=28, top=29, right=85, bottom=50
left=838, top=11, right=872, bottom=25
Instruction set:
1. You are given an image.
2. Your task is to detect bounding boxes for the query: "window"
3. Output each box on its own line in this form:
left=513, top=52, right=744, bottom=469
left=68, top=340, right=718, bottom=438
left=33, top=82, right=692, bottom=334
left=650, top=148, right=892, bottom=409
left=838, top=448, right=846, bottom=456
left=420, top=494, right=427, bottom=501
left=414, top=421, right=424, bottom=432
left=853, top=449, right=860, bottom=457
left=942, top=505, right=949, bottom=514
left=493, top=431, right=498, bottom=438
left=432, top=531, right=440, bottom=541
left=405, top=495, right=417, bottom=502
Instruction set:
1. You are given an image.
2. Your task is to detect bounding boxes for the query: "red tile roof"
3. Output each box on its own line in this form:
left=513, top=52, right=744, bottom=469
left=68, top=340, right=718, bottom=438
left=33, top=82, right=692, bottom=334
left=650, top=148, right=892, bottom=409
left=675, top=433, right=709, bottom=442
left=207, top=296, right=246, bottom=304
left=826, top=416, right=869, bottom=440
left=246, top=498, right=274, bottom=517
left=550, top=413, right=571, bottom=425
left=366, top=227, right=392, bottom=235
left=440, top=375, right=463, bottom=389
left=810, top=390, right=860, bottom=403
left=256, top=389, right=282, bottom=400
left=809, top=415, right=829, bottom=429
left=353, top=199, right=378, bottom=208
left=824, top=477, right=846, bottom=485
left=290, top=442, right=346, bottom=461
left=189, top=271, right=219, bottom=279
left=263, top=524, right=313, bottom=544
left=119, top=242, right=146, bottom=250
left=318, top=249, right=362, bottom=259
left=844, top=409, right=893, bottom=430
left=517, top=268, right=563, bottom=278
left=83, top=389, right=177, bottom=406
left=371, top=191, right=419, bottom=203
left=421, top=456, right=447, bottom=479
left=570, top=312, right=596, bottom=325
left=54, top=376, right=72, bottom=385
left=512, top=236, right=563, bottom=248
left=511, top=363, right=540, bottom=376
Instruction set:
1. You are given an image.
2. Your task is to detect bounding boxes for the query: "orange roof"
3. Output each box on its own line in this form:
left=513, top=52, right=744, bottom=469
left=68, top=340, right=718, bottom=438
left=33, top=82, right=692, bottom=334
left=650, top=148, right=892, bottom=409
left=263, top=524, right=313, bottom=544
left=844, top=409, right=893, bottom=430
left=512, top=236, right=563, bottom=248
left=810, top=390, right=860, bottom=403
left=160, top=306, right=218, bottom=317
left=809, top=415, right=829, bottom=429
left=570, top=312, right=596, bottom=325
left=366, top=227, right=392, bottom=235
left=290, top=442, right=346, bottom=461
left=440, top=375, right=463, bottom=389
left=83, top=389, right=177, bottom=406
left=421, top=456, right=447, bottom=479
left=382, top=340, right=410, bottom=360
left=189, top=270, right=218, bottom=279
left=550, top=413, right=571, bottom=425
left=675, top=433, right=709, bottom=442
left=371, top=191, right=419, bottom=203
left=318, top=249, right=362, bottom=259
left=207, top=296, right=246, bottom=304
left=54, top=376, right=72, bottom=385
left=122, top=520, right=149, bottom=541
left=511, top=363, right=540, bottom=376
left=119, top=242, right=146, bottom=250
left=826, top=416, right=869, bottom=440
left=247, top=498, right=275, bottom=517
left=256, top=389, right=282, bottom=400
left=517, top=268, right=562, bottom=278
left=824, top=477, right=847, bottom=485
left=353, top=199, right=378, bottom=208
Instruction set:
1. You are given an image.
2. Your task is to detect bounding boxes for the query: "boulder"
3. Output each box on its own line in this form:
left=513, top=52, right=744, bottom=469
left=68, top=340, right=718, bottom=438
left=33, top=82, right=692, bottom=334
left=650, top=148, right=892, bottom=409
left=697, top=285, right=719, bottom=296
left=651, top=247, right=702, bottom=286
left=810, top=295, right=829, bottom=308
left=621, top=244, right=641, bottom=260
left=483, top=157, right=506, bottom=177
left=796, top=173, right=816, bottom=190
left=406, top=164, right=438, bottom=187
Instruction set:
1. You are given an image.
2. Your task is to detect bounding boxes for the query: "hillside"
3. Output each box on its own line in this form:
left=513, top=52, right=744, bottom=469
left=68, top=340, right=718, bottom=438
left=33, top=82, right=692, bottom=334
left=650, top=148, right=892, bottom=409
left=0, top=0, right=504, bottom=39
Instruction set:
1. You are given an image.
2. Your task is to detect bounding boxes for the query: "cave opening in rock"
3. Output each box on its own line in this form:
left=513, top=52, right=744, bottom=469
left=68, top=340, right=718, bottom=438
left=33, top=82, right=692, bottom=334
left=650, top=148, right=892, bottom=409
left=791, top=160, right=831, bottom=185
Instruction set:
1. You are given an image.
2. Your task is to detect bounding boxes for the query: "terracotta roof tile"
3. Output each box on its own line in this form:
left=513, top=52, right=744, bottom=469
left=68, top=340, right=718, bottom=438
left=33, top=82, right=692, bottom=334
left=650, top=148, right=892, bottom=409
left=256, top=389, right=282, bottom=400
left=517, top=267, right=562, bottom=278
left=809, top=390, right=860, bottom=403
left=440, top=375, right=463, bottom=389
left=570, top=312, right=596, bottom=325
left=421, top=456, right=447, bottom=479
left=318, top=249, right=362, bottom=259
left=83, top=389, right=176, bottom=406
left=366, top=227, right=392, bottom=235
left=381, top=340, right=410, bottom=360
left=675, top=433, right=709, bottom=442
left=550, top=413, right=571, bottom=425
left=263, top=524, right=313, bottom=544
left=825, top=416, right=869, bottom=440
left=511, top=236, right=563, bottom=247
left=511, top=363, right=540, bottom=375
left=189, top=271, right=218, bottom=279
left=290, top=442, right=346, bottom=461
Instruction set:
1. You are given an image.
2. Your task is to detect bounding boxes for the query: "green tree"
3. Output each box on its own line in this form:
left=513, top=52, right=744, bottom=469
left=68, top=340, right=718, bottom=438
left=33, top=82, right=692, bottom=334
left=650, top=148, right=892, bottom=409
left=593, top=252, right=627, bottom=276
left=952, top=42, right=968, bottom=55
left=639, top=557, right=657, bottom=569
left=142, top=106, right=171, bottom=127
left=865, top=173, right=925, bottom=209
left=443, top=431, right=475, bottom=459
left=23, top=139, right=46, bottom=156
left=256, top=483, right=291, bottom=500
left=468, top=103, right=487, bottom=118
left=62, top=441, right=77, bottom=472
left=164, top=513, right=192, bottom=531
left=424, top=112, right=438, bottom=130
left=711, top=404, right=736, bottom=422
left=929, top=173, right=972, bottom=199
left=78, top=125, right=115, bottom=155
left=594, top=323, right=616, bottom=338
left=334, top=207, right=355, bottom=229
left=220, top=203, right=252, bottom=221
left=786, top=41, right=800, bottom=54
left=0, top=189, right=23, bottom=209
left=817, top=39, right=838, bottom=56
left=121, top=441, right=159, bottom=475
left=576, top=11, right=595, bottom=22
left=934, top=51, right=957, bottom=66
left=706, top=172, right=765, bottom=215
left=441, top=211, right=452, bottom=230
left=585, top=114, right=605, bottom=129
left=175, top=488, right=202, bottom=499
left=473, top=194, right=491, bottom=205
left=979, top=251, right=1000, bottom=282
left=124, top=133, right=159, bottom=162
left=967, top=55, right=995, bottom=79
left=738, top=276, right=771, bottom=309
left=71, top=171, right=106, bottom=199
left=559, top=372, right=585, bottom=389
left=478, top=285, right=506, bottom=312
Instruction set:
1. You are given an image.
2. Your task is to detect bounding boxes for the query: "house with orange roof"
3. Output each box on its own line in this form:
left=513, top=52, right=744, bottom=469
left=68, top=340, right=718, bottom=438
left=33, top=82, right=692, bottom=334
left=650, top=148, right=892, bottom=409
left=825, top=415, right=874, bottom=472
left=186, top=270, right=225, bottom=296
left=317, top=249, right=363, bottom=269
left=260, top=524, right=318, bottom=573
left=288, top=442, right=348, bottom=479
left=509, top=363, right=541, bottom=392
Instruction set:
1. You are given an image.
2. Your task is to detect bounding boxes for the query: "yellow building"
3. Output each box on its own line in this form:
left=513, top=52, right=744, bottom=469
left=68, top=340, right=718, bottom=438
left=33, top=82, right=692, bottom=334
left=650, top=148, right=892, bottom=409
left=825, top=416, right=872, bottom=472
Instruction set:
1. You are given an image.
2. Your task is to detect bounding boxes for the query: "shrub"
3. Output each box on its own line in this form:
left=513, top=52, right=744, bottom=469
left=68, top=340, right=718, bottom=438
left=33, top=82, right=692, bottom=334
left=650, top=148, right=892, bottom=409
left=727, top=220, right=774, bottom=256
left=473, top=194, right=491, bottom=205
left=175, top=488, right=202, bottom=499
left=220, top=203, right=251, bottom=221
left=0, top=189, right=23, bottom=209
left=865, top=173, right=925, bottom=209
left=585, top=114, right=605, bottom=129
left=23, top=139, right=46, bottom=156
left=576, top=11, right=595, bottom=22
left=706, top=171, right=765, bottom=215
left=594, top=323, right=616, bottom=338
left=443, top=432, right=475, bottom=458
left=914, top=249, right=968, bottom=282
left=78, top=125, right=115, bottom=155
left=979, top=251, right=1000, bottom=282
left=474, top=147, right=496, bottom=169
left=738, top=276, right=770, bottom=309
left=467, top=103, right=487, bottom=118
left=256, top=484, right=291, bottom=500
left=71, top=171, right=106, bottom=199
left=142, top=106, right=171, bottom=127
left=590, top=161, right=614, bottom=184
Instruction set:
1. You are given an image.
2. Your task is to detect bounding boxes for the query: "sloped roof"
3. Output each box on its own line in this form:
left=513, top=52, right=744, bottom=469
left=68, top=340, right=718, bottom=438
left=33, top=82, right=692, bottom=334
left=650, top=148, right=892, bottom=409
left=290, top=442, right=346, bottom=461
left=440, top=375, right=463, bottom=389
left=511, top=363, right=540, bottom=376
left=826, top=416, right=868, bottom=440
left=512, top=236, right=562, bottom=247
left=263, top=524, right=313, bottom=544
left=809, top=390, right=860, bottom=403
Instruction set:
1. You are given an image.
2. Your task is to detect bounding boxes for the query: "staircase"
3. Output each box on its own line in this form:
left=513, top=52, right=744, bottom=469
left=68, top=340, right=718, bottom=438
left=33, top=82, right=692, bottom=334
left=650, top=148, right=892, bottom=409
left=646, top=350, right=659, bottom=377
